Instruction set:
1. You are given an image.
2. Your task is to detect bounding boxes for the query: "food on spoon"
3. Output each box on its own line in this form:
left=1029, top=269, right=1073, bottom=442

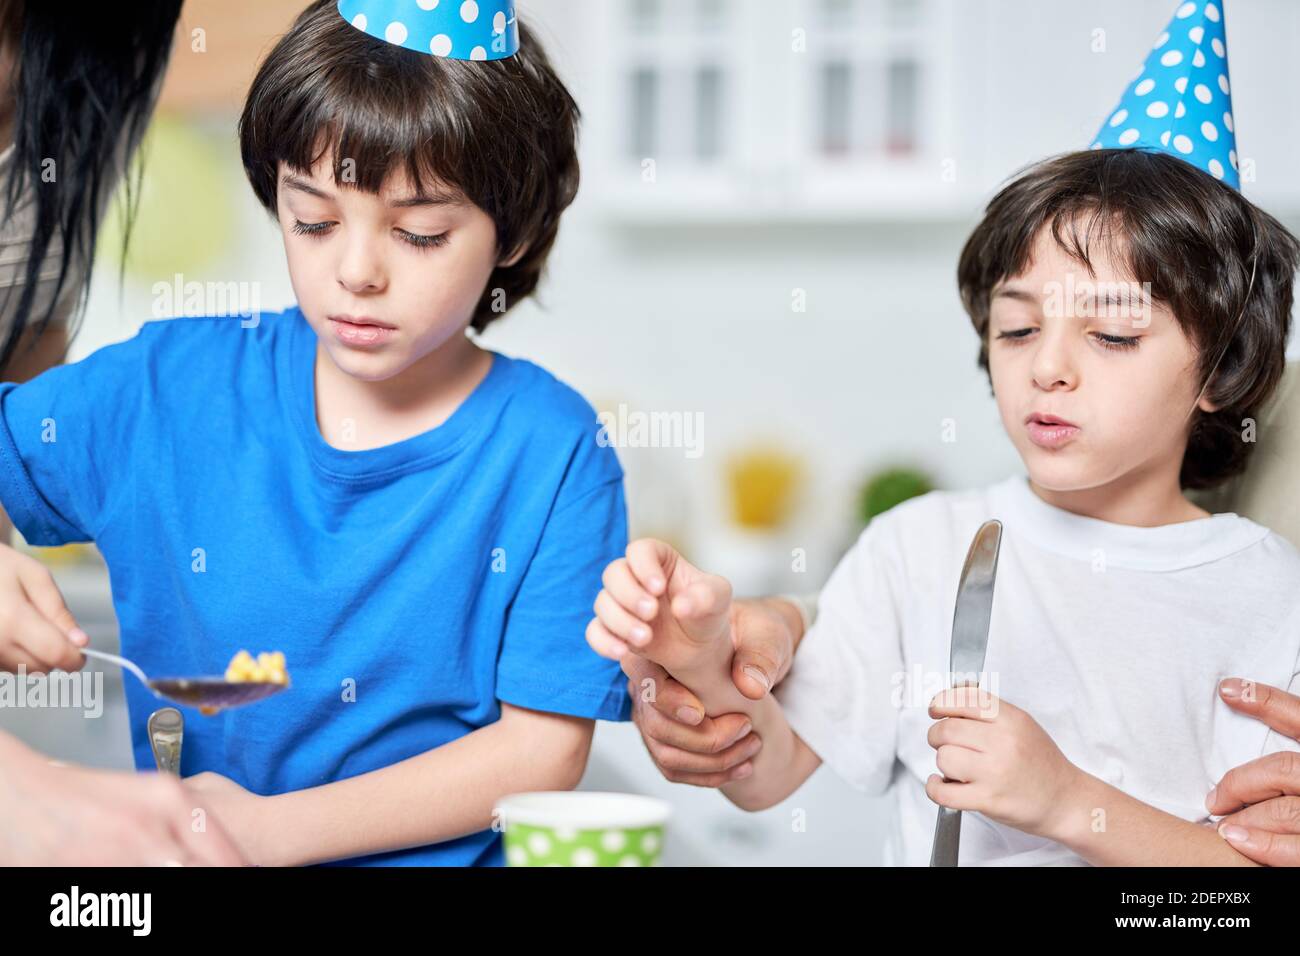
left=223, top=649, right=289, bottom=685
left=193, top=651, right=291, bottom=715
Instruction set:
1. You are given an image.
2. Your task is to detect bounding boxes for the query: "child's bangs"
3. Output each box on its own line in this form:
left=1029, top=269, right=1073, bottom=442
left=1041, top=204, right=1144, bottom=285
left=281, top=94, right=470, bottom=201
left=996, top=197, right=1149, bottom=294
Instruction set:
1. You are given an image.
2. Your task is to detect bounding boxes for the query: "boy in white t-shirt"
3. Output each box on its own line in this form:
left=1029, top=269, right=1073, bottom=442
left=585, top=12, right=1300, bottom=862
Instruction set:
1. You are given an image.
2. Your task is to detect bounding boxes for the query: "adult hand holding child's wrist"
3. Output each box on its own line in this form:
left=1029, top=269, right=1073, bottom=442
left=665, top=596, right=799, bottom=711
left=588, top=540, right=796, bottom=787
left=727, top=597, right=800, bottom=699
left=621, top=654, right=762, bottom=787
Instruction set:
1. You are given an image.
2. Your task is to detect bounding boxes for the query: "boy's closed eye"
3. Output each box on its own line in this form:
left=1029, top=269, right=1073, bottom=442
left=289, top=217, right=451, bottom=250
left=279, top=174, right=459, bottom=251
left=995, top=326, right=1142, bottom=350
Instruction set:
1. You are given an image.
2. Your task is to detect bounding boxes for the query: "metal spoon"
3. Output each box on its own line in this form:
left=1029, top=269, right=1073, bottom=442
left=79, top=647, right=288, bottom=713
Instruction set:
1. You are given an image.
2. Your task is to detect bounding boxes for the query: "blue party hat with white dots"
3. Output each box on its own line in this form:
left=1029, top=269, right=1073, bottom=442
left=1091, top=1, right=1238, bottom=187
left=337, top=0, right=519, bottom=61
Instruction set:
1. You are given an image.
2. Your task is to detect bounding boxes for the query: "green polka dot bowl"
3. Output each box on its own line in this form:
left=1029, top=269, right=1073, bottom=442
left=496, top=792, right=671, bottom=867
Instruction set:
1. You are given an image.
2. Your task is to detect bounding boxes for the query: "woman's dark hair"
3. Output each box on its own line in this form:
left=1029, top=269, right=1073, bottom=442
left=957, top=148, right=1300, bottom=491
left=0, top=0, right=183, bottom=371
left=239, top=0, right=581, bottom=333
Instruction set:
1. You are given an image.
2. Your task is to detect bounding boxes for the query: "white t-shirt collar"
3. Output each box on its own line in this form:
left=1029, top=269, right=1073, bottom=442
left=987, top=474, right=1269, bottom=572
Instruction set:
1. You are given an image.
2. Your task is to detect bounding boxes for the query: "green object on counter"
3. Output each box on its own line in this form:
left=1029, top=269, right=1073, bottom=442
left=858, top=466, right=934, bottom=524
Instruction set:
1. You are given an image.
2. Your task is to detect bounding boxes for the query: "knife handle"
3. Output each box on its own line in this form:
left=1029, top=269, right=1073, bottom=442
left=930, top=805, right=961, bottom=867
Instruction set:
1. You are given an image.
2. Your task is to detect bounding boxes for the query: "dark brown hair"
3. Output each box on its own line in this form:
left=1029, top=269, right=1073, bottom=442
left=957, top=148, right=1300, bottom=491
left=0, top=0, right=182, bottom=373
left=238, top=0, right=579, bottom=332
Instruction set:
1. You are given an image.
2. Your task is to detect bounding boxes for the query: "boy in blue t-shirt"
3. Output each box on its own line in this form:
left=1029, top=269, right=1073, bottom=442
left=0, top=1, right=630, bottom=866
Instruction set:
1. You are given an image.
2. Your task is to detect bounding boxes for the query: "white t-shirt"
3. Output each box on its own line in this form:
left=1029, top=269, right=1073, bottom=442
left=776, top=474, right=1300, bottom=866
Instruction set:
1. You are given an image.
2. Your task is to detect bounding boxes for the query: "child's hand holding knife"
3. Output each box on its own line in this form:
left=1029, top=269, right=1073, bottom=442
left=927, top=685, right=1084, bottom=840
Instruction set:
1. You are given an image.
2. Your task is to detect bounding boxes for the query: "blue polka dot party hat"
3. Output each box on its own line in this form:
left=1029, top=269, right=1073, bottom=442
left=337, top=0, right=519, bottom=61
left=1091, top=1, right=1238, bottom=188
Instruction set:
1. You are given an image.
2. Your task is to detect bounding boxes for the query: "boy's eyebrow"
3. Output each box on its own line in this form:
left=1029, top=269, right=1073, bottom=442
left=389, top=191, right=465, bottom=208
left=281, top=174, right=334, bottom=201
left=1080, top=285, right=1152, bottom=310
left=279, top=174, right=464, bottom=208
left=991, top=285, right=1039, bottom=304
left=992, top=284, right=1150, bottom=306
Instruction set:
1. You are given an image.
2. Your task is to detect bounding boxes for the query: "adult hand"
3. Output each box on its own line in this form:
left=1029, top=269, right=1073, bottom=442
left=0, top=732, right=246, bottom=865
left=587, top=539, right=802, bottom=787
left=0, top=542, right=88, bottom=674
left=1206, top=677, right=1300, bottom=866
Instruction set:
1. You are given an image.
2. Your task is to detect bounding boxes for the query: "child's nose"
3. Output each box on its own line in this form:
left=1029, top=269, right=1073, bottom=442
left=1030, top=335, right=1078, bottom=390
left=336, top=240, right=386, bottom=294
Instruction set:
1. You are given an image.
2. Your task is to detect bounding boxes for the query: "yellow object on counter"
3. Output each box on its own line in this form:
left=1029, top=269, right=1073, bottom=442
left=725, top=447, right=803, bottom=530
left=223, top=649, right=289, bottom=685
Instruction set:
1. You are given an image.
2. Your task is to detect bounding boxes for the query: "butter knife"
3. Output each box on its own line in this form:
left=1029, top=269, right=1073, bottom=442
left=147, top=707, right=183, bottom=775
left=929, top=518, right=1002, bottom=867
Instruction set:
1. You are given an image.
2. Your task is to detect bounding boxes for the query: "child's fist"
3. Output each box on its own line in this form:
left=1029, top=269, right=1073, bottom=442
left=586, top=538, right=733, bottom=678
left=0, top=543, right=88, bottom=674
left=925, top=686, right=1082, bottom=839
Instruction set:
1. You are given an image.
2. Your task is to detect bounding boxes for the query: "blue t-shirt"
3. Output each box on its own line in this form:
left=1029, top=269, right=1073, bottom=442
left=0, top=307, right=632, bottom=866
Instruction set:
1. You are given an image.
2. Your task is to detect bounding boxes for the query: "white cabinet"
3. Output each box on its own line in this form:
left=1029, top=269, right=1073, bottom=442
left=583, top=0, right=973, bottom=222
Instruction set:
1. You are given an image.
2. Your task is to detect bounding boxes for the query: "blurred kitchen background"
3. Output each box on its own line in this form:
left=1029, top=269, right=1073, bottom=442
left=5, top=0, right=1300, bottom=865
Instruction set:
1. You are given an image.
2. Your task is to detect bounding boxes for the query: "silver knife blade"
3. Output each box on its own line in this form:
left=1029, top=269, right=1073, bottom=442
left=929, top=518, right=1002, bottom=867
left=949, top=519, right=1002, bottom=681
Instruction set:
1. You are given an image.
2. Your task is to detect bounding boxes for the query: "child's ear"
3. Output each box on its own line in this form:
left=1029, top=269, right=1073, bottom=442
left=498, top=243, right=529, bottom=268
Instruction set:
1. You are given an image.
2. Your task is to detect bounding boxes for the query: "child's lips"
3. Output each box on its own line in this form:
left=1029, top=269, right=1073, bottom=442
left=1025, top=416, right=1080, bottom=450
left=327, top=316, right=395, bottom=348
